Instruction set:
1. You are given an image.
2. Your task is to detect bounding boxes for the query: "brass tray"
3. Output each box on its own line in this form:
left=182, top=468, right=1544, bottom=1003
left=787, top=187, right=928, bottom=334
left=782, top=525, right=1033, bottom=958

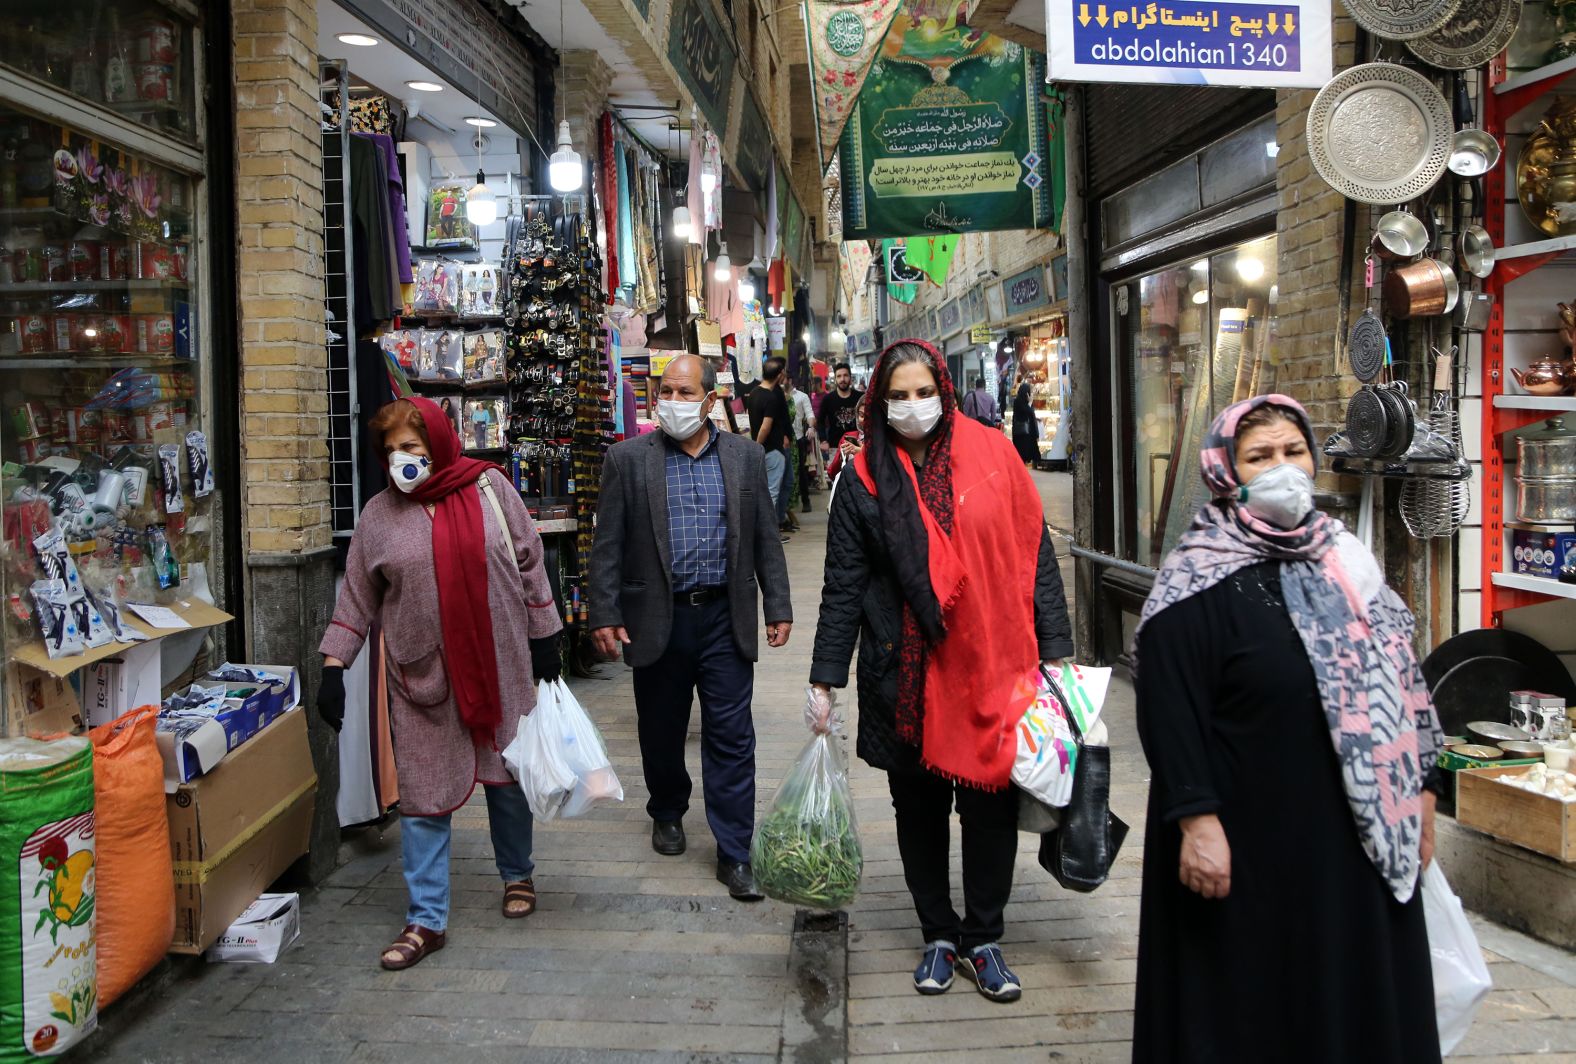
left=1407, top=0, right=1522, bottom=69
left=1307, top=63, right=1452, bottom=205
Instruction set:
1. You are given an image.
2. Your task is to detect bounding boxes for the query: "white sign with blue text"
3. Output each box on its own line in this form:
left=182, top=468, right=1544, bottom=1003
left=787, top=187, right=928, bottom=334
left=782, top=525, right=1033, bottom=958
left=1046, top=0, right=1332, bottom=88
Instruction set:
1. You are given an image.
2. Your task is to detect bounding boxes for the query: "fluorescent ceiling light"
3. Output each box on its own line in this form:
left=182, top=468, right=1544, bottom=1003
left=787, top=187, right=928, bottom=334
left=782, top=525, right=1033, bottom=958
left=1237, top=256, right=1265, bottom=282
left=464, top=116, right=497, bottom=128
left=336, top=33, right=379, bottom=46
left=405, top=80, right=444, bottom=92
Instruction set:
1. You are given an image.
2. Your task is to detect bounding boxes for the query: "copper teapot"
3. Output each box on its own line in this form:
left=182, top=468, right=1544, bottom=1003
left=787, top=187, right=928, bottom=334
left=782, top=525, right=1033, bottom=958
left=1511, top=355, right=1576, bottom=395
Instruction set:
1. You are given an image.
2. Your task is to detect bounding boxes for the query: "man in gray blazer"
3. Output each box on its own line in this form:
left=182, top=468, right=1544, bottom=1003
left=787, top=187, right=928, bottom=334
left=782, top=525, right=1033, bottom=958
left=589, top=354, right=792, bottom=900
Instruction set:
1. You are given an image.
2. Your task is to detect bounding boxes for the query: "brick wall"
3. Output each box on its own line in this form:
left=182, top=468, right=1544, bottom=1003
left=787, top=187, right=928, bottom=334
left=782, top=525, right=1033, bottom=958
left=233, top=0, right=330, bottom=557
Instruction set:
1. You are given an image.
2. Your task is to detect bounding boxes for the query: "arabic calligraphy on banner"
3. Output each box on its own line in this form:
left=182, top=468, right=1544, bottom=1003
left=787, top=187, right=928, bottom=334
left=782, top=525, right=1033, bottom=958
left=839, top=4, right=1054, bottom=240
left=1045, top=0, right=1331, bottom=86
left=735, top=89, right=772, bottom=192
left=668, top=0, right=736, bottom=136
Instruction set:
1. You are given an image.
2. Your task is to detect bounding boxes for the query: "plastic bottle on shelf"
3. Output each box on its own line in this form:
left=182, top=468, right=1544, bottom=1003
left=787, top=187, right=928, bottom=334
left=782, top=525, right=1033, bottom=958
left=103, top=11, right=134, bottom=105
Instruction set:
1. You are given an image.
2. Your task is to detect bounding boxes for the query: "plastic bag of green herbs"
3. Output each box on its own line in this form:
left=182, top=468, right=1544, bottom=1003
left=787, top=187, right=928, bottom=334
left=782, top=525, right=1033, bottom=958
left=750, top=687, right=863, bottom=909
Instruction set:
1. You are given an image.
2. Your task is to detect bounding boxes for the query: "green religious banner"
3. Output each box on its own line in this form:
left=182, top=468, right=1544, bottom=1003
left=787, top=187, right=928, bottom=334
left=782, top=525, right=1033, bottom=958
left=904, top=233, right=958, bottom=285
left=839, top=1, right=1054, bottom=240
left=883, top=238, right=918, bottom=303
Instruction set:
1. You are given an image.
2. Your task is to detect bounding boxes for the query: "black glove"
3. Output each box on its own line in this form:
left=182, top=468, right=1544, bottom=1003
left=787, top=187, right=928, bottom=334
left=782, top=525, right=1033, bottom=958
left=530, top=633, right=563, bottom=683
left=317, top=665, right=345, bottom=733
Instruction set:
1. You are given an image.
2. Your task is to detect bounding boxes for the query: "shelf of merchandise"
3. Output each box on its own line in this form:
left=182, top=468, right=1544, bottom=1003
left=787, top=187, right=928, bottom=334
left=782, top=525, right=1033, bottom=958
left=0, top=278, right=189, bottom=294
left=1, top=353, right=186, bottom=370
left=1480, top=54, right=1576, bottom=625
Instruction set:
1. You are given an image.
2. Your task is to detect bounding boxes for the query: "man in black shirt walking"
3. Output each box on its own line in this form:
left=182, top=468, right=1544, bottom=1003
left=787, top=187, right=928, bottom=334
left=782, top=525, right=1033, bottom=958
left=747, top=356, right=793, bottom=538
left=816, top=362, right=864, bottom=470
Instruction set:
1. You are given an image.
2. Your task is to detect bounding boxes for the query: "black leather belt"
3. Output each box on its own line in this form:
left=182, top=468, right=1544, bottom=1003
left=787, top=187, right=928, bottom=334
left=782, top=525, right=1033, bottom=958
left=674, top=586, right=726, bottom=606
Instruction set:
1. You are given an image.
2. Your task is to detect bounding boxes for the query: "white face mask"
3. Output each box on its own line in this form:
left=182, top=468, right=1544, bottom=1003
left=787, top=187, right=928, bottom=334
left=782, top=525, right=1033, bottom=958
left=658, top=398, right=708, bottom=440
left=1237, top=462, right=1315, bottom=529
left=886, top=396, right=943, bottom=440
left=388, top=451, right=432, bottom=493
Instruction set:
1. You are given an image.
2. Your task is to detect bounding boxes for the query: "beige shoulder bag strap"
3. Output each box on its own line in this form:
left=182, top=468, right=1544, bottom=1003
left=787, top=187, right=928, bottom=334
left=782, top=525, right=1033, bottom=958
left=477, top=475, right=518, bottom=569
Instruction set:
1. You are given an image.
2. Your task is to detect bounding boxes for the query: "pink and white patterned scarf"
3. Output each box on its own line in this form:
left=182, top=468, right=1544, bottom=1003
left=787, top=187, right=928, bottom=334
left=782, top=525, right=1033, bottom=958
left=1133, top=395, right=1442, bottom=903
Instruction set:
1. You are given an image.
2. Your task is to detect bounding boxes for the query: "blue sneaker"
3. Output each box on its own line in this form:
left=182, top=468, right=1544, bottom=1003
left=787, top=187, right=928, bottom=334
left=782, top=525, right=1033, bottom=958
left=958, top=943, right=1022, bottom=1003
left=913, top=940, right=957, bottom=995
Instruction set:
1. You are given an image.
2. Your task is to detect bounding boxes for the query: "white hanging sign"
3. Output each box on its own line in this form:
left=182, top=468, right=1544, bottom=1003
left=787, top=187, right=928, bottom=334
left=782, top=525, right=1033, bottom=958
left=1045, top=0, right=1332, bottom=88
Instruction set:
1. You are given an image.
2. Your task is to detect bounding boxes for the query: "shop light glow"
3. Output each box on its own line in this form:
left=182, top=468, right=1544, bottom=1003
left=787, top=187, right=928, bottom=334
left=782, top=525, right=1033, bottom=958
left=466, top=170, right=498, bottom=226
left=1237, top=256, right=1265, bottom=282
left=1191, top=259, right=1208, bottom=272
left=336, top=33, right=379, bottom=47
left=1192, top=288, right=1209, bottom=305
left=713, top=242, right=732, bottom=282
left=1265, top=140, right=1280, bottom=158
left=405, top=80, right=444, bottom=92
left=549, top=121, right=583, bottom=193
left=739, top=274, right=757, bottom=302
left=671, top=205, right=691, bottom=239
left=831, top=326, right=846, bottom=343
left=464, top=116, right=497, bottom=128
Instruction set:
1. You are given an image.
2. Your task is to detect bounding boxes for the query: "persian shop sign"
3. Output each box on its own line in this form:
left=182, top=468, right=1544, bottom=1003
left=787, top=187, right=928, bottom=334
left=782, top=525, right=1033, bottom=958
left=1045, top=0, right=1332, bottom=87
left=669, top=0, right=736, bottom=136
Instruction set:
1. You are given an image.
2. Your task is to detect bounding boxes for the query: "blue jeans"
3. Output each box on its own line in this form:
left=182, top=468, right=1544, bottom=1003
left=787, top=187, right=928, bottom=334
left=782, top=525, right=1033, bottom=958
left=764, top=446, right=786, bottom=520
left=400, top=783, right=534, bottom=932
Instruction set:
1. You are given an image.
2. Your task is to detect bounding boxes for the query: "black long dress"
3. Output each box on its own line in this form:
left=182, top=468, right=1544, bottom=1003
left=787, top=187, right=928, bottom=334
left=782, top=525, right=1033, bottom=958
left=1132, top=563, right=1440, bottom=1064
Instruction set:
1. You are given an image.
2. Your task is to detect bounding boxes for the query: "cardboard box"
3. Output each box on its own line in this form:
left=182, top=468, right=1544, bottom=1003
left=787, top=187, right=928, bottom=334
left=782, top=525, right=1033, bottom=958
left=205, top=664, right=301, bottom=728
left=2, top=662, right=82, bottom=736
left=1511, top=529, right=1576, bottom=579
left=166, top=707, right=317, bottom=954
left=205, top=893, right=301, bottom=963
left=82, top=641, right=163, bottom=728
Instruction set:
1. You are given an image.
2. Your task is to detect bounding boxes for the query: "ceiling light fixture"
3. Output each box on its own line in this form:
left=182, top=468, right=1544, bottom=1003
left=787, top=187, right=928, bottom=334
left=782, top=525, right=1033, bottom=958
left=337, top=32, right=379, bottom=46
left=738, top=273, right=756, bottom=302
left=672, top=204, right=691, bottom=239
left=1237, top=256, right=1265, bottom=281
left=464, top=116, right=497, bottom=128
left=713, top=241, right=732, bottom=282
left=548, top=0, right=583, bottom=194
left=467, top=169, right=497, bottom=226
left=405, top=80, right=444, bottom=92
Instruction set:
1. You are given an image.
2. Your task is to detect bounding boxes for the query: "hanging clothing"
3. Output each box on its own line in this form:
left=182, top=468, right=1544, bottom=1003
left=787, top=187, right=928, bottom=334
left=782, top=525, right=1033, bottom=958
left=357, top=132, right=413, bottom=285
left=702, top=130, right=723, bottom=230
left=615, top=139, right=638, bottom=299
left=348, top=134, right=398, bottom=331
left=602, top=113, right=621, bottom=298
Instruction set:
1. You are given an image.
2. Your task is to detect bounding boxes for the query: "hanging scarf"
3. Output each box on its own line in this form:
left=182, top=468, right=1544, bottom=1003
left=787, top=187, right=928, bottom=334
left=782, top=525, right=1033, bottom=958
left=601, top=113, right=620, bottom=300
left=853, top=340, right=1044, bottom=790
left=1131, top=395, right=1443, bottom=903
left=614, top=139, right=637, bottom=298
left=399, top=397, right=506, bottom=748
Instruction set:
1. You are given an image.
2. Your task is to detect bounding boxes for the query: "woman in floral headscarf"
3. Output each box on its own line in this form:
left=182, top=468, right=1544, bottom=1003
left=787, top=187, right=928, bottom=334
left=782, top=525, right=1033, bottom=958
left=809, top=340, right=1073, bottom=1004
left=1131, top=395, right=1444, bottom=1063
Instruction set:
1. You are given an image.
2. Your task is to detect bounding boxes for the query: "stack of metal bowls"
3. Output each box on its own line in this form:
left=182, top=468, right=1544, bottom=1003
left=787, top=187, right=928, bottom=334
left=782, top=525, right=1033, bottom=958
left=1517, top=417, right=1576, bottom=524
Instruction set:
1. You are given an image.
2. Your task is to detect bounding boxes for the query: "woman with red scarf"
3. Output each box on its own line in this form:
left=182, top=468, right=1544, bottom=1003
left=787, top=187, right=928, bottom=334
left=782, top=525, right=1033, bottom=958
left=316, top=397, right=564, bottom=970
left=810, top=341, right=1073, bottom=1003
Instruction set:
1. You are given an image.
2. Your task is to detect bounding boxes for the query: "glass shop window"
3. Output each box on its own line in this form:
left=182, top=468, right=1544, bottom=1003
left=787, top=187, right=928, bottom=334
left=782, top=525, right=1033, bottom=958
left=1123, top=235, right=1279, bottom=567
left=0, top=108, right=207, bottom=664
left=0, top=1, right=198, bottom=144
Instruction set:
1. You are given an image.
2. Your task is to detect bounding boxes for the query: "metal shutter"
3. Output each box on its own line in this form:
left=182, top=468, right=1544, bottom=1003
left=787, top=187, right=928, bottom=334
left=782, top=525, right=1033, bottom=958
left=1083, top=85, right=1276, bottom=199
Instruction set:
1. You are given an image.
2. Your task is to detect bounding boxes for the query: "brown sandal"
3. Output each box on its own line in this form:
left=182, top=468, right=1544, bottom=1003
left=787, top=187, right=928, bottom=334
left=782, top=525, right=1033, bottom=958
left=502, top=879, right=537, bottom=919
left=380, top=924, right=445, bottom=970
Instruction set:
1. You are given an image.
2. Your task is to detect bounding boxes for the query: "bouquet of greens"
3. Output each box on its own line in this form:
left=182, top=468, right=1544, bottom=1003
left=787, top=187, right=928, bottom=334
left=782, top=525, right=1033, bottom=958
left=750, top=689, right=863, bottom=909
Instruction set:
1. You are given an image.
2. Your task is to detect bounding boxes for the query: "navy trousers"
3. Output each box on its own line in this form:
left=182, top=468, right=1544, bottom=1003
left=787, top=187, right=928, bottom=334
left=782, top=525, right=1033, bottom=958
left=631, top=597, right=756, bottom=863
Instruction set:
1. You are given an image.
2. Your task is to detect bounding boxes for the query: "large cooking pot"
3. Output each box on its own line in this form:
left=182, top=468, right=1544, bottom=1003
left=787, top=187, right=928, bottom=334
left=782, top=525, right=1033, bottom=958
left=1516, top=475, right=1576, bottom=523
left=1372, top=211, right=1430, bottom=262
left=1518, top=417, right=1576, bottom=478
left=1384, top=258, right=1455, bottom=317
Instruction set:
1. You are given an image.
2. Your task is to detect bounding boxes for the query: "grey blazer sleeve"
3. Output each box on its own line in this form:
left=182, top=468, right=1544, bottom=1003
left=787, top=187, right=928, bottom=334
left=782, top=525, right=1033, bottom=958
left=751, top=447, right=793, bottom=623
left=587, top=447, right=627, bottom=629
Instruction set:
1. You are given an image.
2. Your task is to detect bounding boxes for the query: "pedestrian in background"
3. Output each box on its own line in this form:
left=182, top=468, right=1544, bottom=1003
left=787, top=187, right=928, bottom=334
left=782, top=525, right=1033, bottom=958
left=747, top=355, right=794, bottom=537
left=786, top=374, right=816, bottom=519
left=317, top=397, right=563, bottom=971
left=817, top=362, right=864, bottom=469
left=588, top=354, right=793, bottom=901
left=960, top=376, right=999, bottom=427
left=809, top=340, right=1072, bottom=1004
left=1131, top=395, right=1444, bottom=1063
left=1011, top=381, right=1039, bottom=465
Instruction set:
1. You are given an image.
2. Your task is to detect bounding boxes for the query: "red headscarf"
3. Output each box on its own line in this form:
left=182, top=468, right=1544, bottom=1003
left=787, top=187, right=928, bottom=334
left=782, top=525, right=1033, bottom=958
left=853, top=340, right=1045, bottom=790
left=395, top=397, right=505, bottom=747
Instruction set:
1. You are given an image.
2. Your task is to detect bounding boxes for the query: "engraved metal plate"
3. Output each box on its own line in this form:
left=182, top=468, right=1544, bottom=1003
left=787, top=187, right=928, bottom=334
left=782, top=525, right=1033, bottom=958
left=1407, top=0, right=1522, bottom=69
left=1342, top=0, right=1462, bottom=40
left=1306, top=63, right=1452, bottom=205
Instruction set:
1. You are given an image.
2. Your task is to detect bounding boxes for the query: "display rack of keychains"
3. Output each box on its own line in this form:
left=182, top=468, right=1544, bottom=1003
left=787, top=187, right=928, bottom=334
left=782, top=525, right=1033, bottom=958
left=503, top=200, right=614, bottom=633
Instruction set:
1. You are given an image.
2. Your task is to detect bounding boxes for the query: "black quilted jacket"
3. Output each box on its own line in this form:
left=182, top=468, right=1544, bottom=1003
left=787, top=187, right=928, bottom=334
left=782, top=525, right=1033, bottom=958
left=809, top=471, right=1074, bottom=772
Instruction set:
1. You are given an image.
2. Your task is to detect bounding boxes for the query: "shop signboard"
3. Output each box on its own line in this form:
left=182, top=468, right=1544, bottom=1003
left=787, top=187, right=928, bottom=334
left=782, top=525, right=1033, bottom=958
left=986, top=280, right=1006, bottom=322
left=838, top=5, right=1055, bottom=240
left=1044, top=0, right=1332, bottom=87
left=926, top=307, right=939, bottom=338
left=966, top=284, right=986, bottom=325
left=768, top=315, right=787, bottom=352
left=939, top=299, right=963, bottom=336
left=1050, top=254, right=1069, bottom=300
left=1001, top=264, right=1050, bottom=315
left=784, top=192, right=807, bottom=268
left=970, top=323, right=993, bottom=343
left=668, top=0, right=736, bottom=137
left=735, top=88, right=773, bottom=192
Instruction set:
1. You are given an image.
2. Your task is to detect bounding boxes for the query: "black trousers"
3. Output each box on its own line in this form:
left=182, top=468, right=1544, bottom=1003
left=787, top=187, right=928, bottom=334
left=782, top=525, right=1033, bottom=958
left=631, top=597, right=756, bottom=863
left=887, top=765, right=1019, bottom=952
left=797, top=434, right=814, bottom=507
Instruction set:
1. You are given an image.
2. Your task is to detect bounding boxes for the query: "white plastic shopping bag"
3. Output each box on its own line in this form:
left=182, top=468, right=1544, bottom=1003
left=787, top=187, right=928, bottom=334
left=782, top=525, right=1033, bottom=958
left=546, top=679, right=624, bottom=819
left=502, top=680, right=578, bottom=819
left=1421, top=860, right=1492, bottom=1055
left=1012, top=663, right=1113, bottom=807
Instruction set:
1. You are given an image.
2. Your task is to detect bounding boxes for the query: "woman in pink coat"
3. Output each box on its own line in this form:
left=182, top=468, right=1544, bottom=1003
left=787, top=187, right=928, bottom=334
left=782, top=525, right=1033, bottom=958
left=316, top=397, right=563, bottom=970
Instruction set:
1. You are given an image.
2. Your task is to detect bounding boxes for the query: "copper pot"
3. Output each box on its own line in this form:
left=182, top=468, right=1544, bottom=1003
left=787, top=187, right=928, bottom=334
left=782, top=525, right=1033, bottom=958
left=1384, top=258, right=1453, bottom=318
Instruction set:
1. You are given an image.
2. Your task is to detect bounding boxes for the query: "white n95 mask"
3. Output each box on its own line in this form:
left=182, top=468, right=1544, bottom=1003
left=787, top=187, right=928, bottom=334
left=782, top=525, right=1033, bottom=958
left=389, top=451, right=432, bottom=492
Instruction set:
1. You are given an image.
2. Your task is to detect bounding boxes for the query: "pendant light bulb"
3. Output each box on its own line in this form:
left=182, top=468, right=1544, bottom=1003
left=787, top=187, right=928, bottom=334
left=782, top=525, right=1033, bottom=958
left=672, top=204, right=691, bottom=239
left=466, top=170, right=498, bottom=226
left=738, top=274, right=756, bottom=302
left=714, top=242, right=732, bottom=282
left=549, top=120, right=583, bottom=193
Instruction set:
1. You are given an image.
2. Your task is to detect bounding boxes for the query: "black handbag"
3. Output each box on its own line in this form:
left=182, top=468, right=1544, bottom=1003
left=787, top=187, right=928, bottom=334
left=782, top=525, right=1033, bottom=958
left=1035, top=667, right=1129, bottom=893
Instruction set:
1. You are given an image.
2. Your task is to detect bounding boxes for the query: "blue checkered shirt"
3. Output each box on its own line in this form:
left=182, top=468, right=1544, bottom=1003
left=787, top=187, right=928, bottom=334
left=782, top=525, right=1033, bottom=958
left=666, top=426, right=729, bottom=593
